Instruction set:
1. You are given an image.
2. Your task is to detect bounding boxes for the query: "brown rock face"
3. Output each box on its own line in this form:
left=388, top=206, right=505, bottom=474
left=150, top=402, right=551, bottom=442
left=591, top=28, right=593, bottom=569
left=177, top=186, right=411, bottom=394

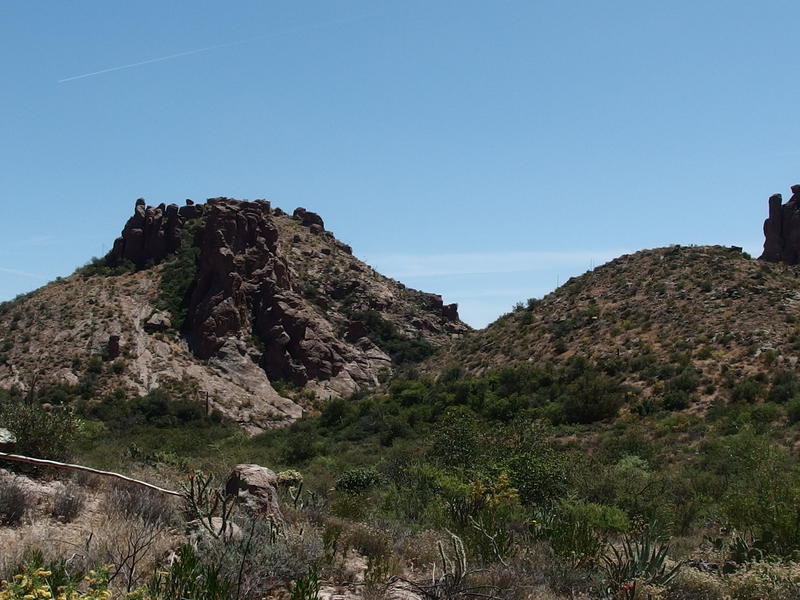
left=184, top=199, right=368, bottom=386
left=760, top=185, right=800, bottom=264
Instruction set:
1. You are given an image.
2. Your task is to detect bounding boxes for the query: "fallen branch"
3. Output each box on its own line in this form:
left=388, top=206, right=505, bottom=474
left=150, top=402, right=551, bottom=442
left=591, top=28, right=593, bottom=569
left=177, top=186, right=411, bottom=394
left=0, top=452, right=182, bottom=497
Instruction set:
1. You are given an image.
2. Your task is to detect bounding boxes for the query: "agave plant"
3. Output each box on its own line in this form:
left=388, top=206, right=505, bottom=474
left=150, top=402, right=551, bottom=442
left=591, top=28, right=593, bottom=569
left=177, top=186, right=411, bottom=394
left=601, top=523, right=683, bottom=596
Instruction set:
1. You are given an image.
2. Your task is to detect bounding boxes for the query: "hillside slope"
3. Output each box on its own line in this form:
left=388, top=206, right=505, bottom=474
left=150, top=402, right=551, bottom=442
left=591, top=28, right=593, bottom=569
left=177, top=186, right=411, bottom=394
left=435, top=245, right=800, bottom=410
left=0, top=198, right=468, bottom=430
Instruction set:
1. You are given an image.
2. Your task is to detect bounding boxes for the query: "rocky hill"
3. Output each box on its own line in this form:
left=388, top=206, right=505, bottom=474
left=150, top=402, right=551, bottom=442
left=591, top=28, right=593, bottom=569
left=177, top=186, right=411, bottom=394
left=0, top=198, right=468, bottom=431
left=433, top=244, right=800, bottom=411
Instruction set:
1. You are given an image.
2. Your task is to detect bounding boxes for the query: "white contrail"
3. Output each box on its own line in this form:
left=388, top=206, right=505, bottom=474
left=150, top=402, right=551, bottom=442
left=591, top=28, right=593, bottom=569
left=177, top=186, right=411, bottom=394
left=0, top=267, right=46, bottom=279
left=58, top=39, right=251, bottom=83
left=58, top=14, right=371, bottom=84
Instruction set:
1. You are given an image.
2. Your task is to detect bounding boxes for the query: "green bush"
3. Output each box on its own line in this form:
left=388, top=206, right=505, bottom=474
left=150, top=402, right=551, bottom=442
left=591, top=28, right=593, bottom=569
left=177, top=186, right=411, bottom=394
left=731, top=378, right=765, bottom=403
left=787, top=398, right=800, bottom=425
left=158, top=219, right=203, bottom=329
left=0, top=399, right=81, bottom=463
left=335, top=467, right=383, bottom=494
left=560, top=370, right=623, bottom=424
left=663, top=389, right=690, bottom=411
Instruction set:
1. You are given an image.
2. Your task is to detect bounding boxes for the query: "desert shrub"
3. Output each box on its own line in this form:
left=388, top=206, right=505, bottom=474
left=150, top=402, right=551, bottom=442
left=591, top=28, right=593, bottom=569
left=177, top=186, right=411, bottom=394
left=559, top=370, right=623, bottom=424
left=345, top=524, right=391, bottom=561
left=587, top=455, right=659, bottom=519
left=87, top=387, right=207, bottom=430
left=663, top=389, right=691, bottom=411
left=346, top=309, right=433, bottom=365
left=98, top=515, right=170, bottom=593
left=427, top=406, right=483, bottom=468
left=488, top=423, right=567, bottom=507
left=51, top=483, right=86, bottom=522
left=597, top=427, right=658, bottom=464
left=559, top=499, right=629, bottom=534
left=669, top=369, right=701, bottom=394
left=206, top=519, right=322, bottom=598
left=0, top=479, right=29, bottom=525
left=335, top=467, right=383, bottom=494
left=731, top=377, right=765, bottom=403
left=281, top=424, right=325, bottom=464
left=319, top=397, right=349, bottom=427
left=0, top=400, right=81, bottom=464
left=276, top=470, right=303, bottom=490
left=768, top=369, right=799, bottom=404
left=394, top=529, right=447, bottom=570
left=668, top=568, right=725, bottom=600
left=158, top=219, right=203, bottom=330
left=76, top=255, right=135, bottom=277
left=108, top=483, right=177, bottom=527
left=788, top=398, right=800, bottom=425
left=703, top=430, right=800, bottom=558
left=670, top=561, right=800, bottom=600
left=147, top=544, right=231, bottom=600
left=535, top=503, right=607, bottom=568
left=722, top=561, right=800, bottom=599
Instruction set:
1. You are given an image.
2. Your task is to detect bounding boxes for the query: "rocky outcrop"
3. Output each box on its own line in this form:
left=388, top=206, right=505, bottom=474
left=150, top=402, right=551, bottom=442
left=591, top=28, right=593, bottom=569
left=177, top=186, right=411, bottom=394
left=183, top=198, right=382, bottom=389
left=224, top=464, right=282, bottom=518
left=292, top=207, right=324, bottom=230
left=108, top=199, right=202, bottom=267
left=760, top=185, right=800, bottom=264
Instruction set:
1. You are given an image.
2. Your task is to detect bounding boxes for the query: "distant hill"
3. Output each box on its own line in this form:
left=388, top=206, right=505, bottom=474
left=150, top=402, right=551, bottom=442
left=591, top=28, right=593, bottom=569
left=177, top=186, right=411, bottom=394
left=433, top=245, right=800, bottom=413
left=0, top=198, right=468, bottom=430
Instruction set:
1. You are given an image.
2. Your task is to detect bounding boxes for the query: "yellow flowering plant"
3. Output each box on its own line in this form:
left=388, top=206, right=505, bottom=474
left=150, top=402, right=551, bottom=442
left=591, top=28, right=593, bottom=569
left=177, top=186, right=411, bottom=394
left=0, top=564, right=112, bottom=600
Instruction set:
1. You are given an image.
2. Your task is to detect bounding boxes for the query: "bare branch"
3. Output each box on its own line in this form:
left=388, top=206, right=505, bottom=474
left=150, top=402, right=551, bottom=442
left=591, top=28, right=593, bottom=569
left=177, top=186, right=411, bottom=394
left=0, top=452, right=182, bottom=497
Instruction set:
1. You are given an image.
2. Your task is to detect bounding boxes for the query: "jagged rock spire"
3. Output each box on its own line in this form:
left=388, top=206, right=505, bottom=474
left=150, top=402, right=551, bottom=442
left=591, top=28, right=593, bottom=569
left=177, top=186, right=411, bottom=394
left=760, top=185, right=800, bottom=264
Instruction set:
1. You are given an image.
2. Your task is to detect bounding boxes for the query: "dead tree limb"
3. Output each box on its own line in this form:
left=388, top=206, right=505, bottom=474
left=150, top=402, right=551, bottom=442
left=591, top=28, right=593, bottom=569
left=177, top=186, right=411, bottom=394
left=0, top=452, right=182, bottom=497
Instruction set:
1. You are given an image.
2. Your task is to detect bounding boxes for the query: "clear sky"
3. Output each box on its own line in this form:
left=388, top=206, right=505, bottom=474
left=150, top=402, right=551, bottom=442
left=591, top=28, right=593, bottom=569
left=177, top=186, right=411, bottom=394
left=2, top=1, right=799, bottom=327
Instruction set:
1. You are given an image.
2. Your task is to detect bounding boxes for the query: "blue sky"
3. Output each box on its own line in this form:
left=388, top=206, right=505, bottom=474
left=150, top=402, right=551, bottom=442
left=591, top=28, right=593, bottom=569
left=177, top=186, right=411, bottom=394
left=1, top=1, right=799, bottom=327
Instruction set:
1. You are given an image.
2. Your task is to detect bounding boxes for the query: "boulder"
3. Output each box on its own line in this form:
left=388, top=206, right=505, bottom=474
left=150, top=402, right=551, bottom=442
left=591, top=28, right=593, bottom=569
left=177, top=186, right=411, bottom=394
left=224, top=464, right=283, bottom=518
left=144, top=312, right=171, bottom=333
left=0, top=428, right=16, bottom=452
left=292, top=207, right=325, bottom=230
left=442, top=303, right=460, bottom=322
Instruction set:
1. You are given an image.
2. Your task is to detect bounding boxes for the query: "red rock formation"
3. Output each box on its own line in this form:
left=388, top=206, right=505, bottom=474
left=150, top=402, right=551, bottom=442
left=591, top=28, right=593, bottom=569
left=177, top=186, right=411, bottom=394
left=760, top=184, right=800, bottom=264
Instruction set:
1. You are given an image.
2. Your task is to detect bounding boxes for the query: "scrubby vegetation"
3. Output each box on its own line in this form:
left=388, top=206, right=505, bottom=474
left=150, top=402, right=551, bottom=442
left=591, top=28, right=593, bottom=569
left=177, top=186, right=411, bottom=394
left=7, top=247, right=800, bottom=597
left=5, top=345, right=800, bottom=598
left=157, top=218, right=203, bottom=330
left=347, top=309, right=434, bottom=365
